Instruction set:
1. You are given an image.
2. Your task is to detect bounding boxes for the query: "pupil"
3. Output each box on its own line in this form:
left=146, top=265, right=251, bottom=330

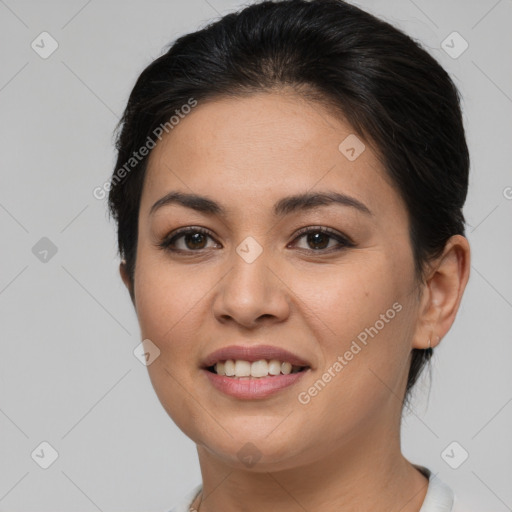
left=186, top=232, right=206, bottom=249
left=308, top=232, right=329, bottom=250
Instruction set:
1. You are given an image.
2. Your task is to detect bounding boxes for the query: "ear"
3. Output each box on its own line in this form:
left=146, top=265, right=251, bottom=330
left=119, top=260, right=136, bottom=308
left=412, top=234, right=471, bottom=350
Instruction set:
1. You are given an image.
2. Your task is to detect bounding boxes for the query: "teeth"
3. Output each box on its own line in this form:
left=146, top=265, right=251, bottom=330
left=250, top=359, right=268, bottom=377
left=268, top=360, right=281, bottom=375
left=224, top=360, right=235, bottom=377
left=235, top=360, right=251, bottom=377
left=281, top=362, right=292, bottom=375
left=213, top=359, right=305, bottom=378
left=215, top=361, right=225, bottom=376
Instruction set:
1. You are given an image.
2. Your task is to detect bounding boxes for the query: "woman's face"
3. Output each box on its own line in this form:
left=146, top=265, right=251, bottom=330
left=128, top=91, right=426, bottom=470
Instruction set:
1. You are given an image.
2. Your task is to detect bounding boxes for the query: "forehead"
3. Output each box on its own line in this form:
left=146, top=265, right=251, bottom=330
left=141, top=91, right=403, bottom=220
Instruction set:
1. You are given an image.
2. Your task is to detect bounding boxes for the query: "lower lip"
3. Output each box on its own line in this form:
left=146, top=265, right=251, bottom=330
left=202, top=368, right=309, bottom=399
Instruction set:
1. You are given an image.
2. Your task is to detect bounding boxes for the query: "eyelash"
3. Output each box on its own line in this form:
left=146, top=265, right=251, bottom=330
left=158, top=225, right=354, bottom=255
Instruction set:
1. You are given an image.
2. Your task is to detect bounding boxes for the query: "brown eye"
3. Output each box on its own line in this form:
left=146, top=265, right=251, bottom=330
left=183, top=232, right=208, bottom=250
left=291, top=226, right=354, bottom=253
left=305, top=232, right=330, bottom=250
left=159, top=227, right=220, bottom=253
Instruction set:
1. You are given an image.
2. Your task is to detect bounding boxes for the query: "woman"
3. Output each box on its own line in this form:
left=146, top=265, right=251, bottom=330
left=107, top=1, right=471, bottom=510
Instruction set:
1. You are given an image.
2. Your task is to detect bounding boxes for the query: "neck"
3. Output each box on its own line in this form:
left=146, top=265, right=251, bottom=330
left=194, top=417, right=429, bottom=512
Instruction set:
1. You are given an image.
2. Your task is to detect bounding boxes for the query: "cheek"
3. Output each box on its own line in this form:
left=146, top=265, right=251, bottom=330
left=133, top=248, right=211, bottom=356
left=289, top=255, right=405, bottom=343
left=289, top=254, right=415, bottom=401
left=132, top=251, right=212, bottom=437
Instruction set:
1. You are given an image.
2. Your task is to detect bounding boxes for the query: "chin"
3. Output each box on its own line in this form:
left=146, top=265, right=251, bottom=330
left=201, top=439, right=310, bottom=473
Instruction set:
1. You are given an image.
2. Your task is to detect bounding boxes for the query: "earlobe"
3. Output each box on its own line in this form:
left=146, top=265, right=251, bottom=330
left=412, top=234, right=471, bottom=350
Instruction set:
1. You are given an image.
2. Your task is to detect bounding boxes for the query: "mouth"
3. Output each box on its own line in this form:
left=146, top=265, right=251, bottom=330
left=200, top=344, right=312, bottom=399
left=205, top=359, right=309, bottom=378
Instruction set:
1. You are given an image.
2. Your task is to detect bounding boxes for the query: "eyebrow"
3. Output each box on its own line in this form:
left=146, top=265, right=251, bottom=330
left=149, top=190, right=372, bottom=217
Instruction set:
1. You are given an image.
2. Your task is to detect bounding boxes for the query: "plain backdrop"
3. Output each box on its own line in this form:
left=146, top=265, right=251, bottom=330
left=0, top=0, right=511, bottom=510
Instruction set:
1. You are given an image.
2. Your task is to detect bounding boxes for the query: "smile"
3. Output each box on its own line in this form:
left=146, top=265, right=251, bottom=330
left=208, top=359, right=307, bottom=378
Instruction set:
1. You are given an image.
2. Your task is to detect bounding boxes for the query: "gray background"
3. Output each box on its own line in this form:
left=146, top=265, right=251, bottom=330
left=0, top=0, right=511, bottom=510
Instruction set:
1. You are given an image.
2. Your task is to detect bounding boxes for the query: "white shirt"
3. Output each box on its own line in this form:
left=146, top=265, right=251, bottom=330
left=168, top=465, right=459, bottom=512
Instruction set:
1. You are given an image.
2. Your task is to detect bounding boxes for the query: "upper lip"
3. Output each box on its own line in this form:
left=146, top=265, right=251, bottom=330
left=201, top=345, right=312, bottom=368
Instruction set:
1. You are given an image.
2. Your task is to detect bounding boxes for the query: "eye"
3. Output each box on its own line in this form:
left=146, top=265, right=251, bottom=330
left=290, top=226, right=354, bottom=252
left=158, top=226, right=220, bottom=253
left=157, top=225, right=354, bottom=255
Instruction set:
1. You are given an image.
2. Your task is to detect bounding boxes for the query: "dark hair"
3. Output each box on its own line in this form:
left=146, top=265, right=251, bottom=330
left=107, top=0, right=469, bottom=404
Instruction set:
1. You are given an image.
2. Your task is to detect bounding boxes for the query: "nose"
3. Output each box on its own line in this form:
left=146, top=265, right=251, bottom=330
left=212, top=247, right=291, bottom=329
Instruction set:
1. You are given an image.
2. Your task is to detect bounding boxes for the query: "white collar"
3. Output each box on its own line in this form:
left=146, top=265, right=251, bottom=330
left=415, top=465, right=455, bottom=512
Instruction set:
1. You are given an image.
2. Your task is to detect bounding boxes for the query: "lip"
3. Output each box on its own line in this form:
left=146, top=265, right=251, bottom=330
left=202, top=368, right=310, bottom=399
left=201, top=344, right=312, bottom=369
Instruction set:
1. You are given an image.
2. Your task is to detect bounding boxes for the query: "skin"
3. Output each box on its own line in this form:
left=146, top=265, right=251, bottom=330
left=120, top=90, right=470, bottom=511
